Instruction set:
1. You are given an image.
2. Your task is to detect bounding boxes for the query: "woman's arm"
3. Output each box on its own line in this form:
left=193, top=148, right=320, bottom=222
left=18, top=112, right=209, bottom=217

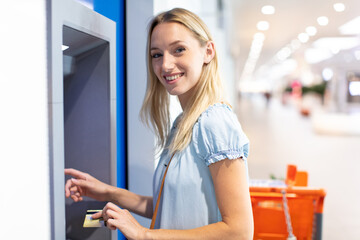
left=108, top=186, right=153, bottom=219
left=65, top=168, right=153, bottom=218
left=99, top=158, right=254, bottom=240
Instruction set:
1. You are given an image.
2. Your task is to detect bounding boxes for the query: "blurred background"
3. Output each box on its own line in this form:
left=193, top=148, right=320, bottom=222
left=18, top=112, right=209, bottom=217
left=152, top=0, right=360, bottom=239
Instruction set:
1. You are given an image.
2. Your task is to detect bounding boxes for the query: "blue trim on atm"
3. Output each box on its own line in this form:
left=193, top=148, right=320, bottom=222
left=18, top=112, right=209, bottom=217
left=93, top=1, right=127, bottom=240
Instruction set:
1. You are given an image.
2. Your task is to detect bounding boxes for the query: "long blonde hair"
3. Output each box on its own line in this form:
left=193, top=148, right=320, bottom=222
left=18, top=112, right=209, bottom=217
left=140, top=8, right=224, bottom=154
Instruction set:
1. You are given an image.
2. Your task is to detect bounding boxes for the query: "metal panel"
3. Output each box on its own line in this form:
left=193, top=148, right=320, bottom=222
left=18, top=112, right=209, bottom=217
left=48, top=1, right=117, bottom=239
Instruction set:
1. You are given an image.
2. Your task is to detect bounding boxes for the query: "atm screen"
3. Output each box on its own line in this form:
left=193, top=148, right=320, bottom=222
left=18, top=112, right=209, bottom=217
left=63, top=25, right=112, bottom=240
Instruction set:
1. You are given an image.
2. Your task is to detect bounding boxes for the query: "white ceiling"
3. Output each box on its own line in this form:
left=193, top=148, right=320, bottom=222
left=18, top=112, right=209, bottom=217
left=230, top=0, right=360, bottom=78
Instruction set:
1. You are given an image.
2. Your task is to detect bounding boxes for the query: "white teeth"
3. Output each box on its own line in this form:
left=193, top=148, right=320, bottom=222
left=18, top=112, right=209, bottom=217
left=165, top=74, right=182, bottom=81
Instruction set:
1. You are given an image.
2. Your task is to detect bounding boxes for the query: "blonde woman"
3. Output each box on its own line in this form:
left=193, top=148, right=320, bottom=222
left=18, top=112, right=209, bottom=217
left=65, top=8, right=253, bottom=239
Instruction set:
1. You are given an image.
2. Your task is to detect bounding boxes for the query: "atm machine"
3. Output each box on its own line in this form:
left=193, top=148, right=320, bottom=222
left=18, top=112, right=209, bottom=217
left=48, top=0, right=117, bottom=239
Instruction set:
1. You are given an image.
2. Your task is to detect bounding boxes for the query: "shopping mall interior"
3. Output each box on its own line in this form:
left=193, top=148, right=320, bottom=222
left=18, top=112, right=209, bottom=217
left=156, top=1, right=360, bottom=238
left=1, top=0, right=359, bottom=239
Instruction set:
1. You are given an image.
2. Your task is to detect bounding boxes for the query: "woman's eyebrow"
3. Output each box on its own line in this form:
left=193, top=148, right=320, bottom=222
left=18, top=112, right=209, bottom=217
left=169, top=40, right=185, bottom=46
left=150, top=40, right=185, bottom=51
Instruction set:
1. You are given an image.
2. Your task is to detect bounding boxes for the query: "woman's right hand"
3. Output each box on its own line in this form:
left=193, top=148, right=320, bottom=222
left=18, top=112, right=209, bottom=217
left=64, top=168, right=113, bottom=202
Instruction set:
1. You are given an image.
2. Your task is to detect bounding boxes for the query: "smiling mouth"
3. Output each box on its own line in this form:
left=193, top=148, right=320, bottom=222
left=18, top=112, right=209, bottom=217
left=164, top=73, right=184, bottom=82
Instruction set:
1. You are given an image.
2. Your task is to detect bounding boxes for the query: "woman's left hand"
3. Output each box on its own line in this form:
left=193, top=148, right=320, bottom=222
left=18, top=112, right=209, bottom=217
left=92, top=202, right=148, bottom=240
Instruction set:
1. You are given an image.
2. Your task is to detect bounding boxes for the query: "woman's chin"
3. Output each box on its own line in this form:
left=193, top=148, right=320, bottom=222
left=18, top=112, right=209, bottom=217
left=166, top=89, right=182, bottom=96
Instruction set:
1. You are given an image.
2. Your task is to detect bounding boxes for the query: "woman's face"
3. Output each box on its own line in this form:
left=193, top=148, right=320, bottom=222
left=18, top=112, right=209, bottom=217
left=150, top=22, right=210, bottom=107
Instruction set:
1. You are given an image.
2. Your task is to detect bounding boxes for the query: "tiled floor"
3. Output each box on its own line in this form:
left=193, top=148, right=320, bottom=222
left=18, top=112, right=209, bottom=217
left=235, top=94, right=360, bottom=240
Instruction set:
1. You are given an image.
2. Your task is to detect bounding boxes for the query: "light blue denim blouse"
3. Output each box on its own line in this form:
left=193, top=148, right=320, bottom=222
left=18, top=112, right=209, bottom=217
left=152, top=103, right=250, bottom=229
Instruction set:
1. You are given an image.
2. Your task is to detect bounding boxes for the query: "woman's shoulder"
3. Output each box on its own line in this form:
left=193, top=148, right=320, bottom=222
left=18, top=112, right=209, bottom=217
left=192, top=102, right=250, bottom=165
left=196, top=102, right=236, bottom=128
left=193, top=102, right=247, bottom=142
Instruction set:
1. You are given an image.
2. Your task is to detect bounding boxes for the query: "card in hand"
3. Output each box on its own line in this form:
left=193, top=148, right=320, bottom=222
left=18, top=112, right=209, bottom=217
left=83, top=210, right=105, bottom=228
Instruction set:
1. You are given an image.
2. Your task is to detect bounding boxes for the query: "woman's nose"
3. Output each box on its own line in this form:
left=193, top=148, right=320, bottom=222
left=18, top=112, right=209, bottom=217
left=162, top=52, right=175, bottom=71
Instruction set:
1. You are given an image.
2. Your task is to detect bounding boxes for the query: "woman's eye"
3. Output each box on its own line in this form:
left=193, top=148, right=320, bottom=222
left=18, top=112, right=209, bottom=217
left=152, top=53, right=162, bottom=58
left=175, top=47, right=185, bottom=53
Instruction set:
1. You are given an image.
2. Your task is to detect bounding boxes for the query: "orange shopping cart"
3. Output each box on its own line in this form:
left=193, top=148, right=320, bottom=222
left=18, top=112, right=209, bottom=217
left=249, top=165, right=326, bottom=240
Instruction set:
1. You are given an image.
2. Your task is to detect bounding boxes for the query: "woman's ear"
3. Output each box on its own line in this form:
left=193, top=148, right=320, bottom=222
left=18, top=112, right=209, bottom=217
left=204, top=41, right=215, bottom=64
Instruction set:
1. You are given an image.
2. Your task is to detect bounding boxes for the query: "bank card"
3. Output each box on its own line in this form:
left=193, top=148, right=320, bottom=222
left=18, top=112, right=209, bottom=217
left=83, top=210, right=105, bottom=228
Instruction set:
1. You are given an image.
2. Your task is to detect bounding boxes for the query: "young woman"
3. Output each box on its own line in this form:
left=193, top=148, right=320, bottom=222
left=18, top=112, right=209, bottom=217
left=65, top=8, right=253, bottom=239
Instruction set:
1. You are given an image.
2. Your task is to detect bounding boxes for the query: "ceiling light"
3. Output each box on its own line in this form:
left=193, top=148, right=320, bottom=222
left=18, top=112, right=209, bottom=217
left=254, top=32, right=265, bottom=41
left=276, top=47, right=292, bottom=61
left=313, top=37, right=360, bottom=51
left=62, top=45, right=69, bottom=51
left=298, top=33, right=309, bottom=43
left=339, top=16, right=360, bottom=35
left=240, top=33, right=266, bottom=81
left=305, top=48, right=333, bottom=64
left=306, top=26, right=317, bottom=36
left=333, top=3, right=345, bottom=12
left=257, top=21, right=269, bottom=31
left=322, top=68, right=334, bottom=81
left=249, top=51, right=261, bottom=59
left=261, top=5, right=275, bottom=15
left=250, top=43, right=263, bottom=53
left=317, top=16, right=329, bottom=26
left=291, top=39, right=301, bottom=50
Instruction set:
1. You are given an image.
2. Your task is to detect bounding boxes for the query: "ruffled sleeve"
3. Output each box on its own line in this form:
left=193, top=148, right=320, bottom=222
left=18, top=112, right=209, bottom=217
left=193, top=104, right=250, bottom=166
